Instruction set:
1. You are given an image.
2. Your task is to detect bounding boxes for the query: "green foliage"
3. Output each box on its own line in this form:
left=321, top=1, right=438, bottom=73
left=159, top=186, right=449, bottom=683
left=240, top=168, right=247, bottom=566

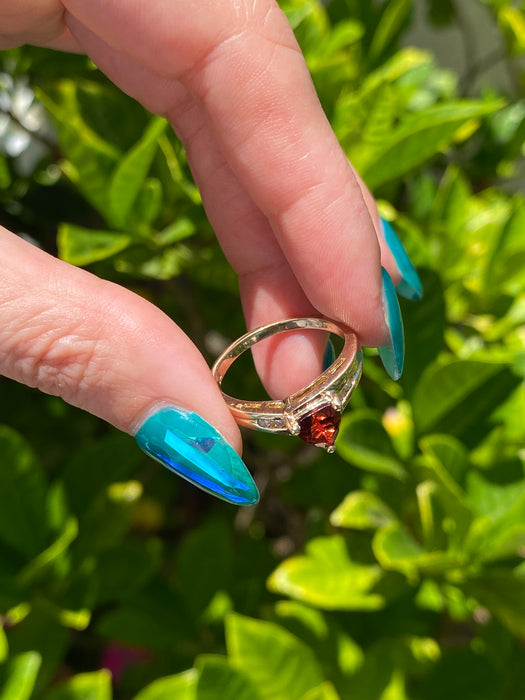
left=1, top=1, right=525, bottom=699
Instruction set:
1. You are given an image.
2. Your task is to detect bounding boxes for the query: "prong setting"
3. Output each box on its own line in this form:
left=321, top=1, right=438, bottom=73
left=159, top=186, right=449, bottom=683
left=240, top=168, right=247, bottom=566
left=285, top=414, right=301, bottom=436
left=324, top=390, right=342, bottom=412
left=212, top=317, right=363, bottom=452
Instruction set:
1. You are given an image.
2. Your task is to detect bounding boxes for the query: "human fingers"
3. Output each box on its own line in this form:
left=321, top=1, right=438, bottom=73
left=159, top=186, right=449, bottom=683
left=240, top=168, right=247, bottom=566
left=61, top=0, right=387, bottom=345
left=54, top=18, right=331, bottom=399
left=348, top=165, right=422, bottom=300
left=0, top=1, right=82, bottom=52
left=62, top=1, right=410, bottom=389
left=0, top=227, right=258, bottom=505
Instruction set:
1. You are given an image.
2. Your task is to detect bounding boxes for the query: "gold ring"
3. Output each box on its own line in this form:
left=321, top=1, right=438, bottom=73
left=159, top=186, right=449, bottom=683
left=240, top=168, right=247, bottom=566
left=212, top=318, right=362, bottom=452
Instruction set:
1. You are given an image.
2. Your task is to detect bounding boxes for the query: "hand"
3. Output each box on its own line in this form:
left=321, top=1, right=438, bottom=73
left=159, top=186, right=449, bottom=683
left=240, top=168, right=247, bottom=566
left=0, top=0, right=421, bottom=504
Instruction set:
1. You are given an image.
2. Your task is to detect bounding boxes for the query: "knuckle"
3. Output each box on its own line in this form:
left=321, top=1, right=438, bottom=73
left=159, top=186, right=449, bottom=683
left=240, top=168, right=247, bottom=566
left=9, top=322, right=104, bottom=404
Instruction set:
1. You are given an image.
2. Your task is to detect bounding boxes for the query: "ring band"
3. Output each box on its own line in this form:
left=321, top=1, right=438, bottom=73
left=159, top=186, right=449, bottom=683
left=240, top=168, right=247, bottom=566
left=212, top=318, right=363, bottom=452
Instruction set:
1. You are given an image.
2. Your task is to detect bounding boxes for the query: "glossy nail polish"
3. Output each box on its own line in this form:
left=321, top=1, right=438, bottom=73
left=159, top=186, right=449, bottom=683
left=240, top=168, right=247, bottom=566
left=378, top=267, right=405, bottom=381
left=135, top=406, right=259, bottom=506
left=381, top=217, right=422, bottom=301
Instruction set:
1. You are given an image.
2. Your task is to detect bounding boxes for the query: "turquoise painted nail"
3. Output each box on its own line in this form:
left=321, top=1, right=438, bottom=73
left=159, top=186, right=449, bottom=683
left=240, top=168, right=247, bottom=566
left=135, top=406, right=259, bottom=506
left=380, top=217, right=422, bottom=301
left=378, top=267, right=405, bottom=381
left=322, top=338, right=336, bottom=371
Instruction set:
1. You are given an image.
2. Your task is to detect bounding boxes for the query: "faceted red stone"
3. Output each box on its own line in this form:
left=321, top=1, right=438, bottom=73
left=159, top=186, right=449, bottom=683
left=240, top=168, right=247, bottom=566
left=297, top=403, right=341, bottom=449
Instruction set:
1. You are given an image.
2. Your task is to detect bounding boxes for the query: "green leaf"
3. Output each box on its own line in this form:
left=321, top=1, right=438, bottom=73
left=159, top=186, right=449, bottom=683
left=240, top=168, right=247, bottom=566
left=464, top=473, right=525, bottom=562
left=419, top=435, right=469, bottom=491
left=342, top=634, right=439, bottom=700
left=465, top=569, right=525, bottom=637
left=94, top=538, right=162, bottom=604
left=97, top=580, right=188, bottom=651
left=176, top=518, right=233, bottom=619
left=0, top=426, right=49, bottom=558
left=38, top=81, right=121, bottom=217
left=428, top=165, right=472, bottom=270
left=400, top=269, right=446, bottom=396
left=335, top=47, right=433, bottom=146
left=155, top=218, right=196, bottom=246
left=43, top=670, right=112, bottom=700
left=317, top=19, right=364, bottom=55
left=486, top=295, right=525, bottom=345
left=282, top=0, right=329, bottom=51
left=330, top=491, right=397, bottom=529
left=337, top=410, right=407, bottom=480
left=498, top=5, right=525, bottom=54
left=73, top=481, right=142, bottom=558
left=0, top=629, right=7, bottom=664
left=0, top=156, right=11, bottom=189
left=368, top=0, right=412, bottom=62
left=133, top=178, right=163, bottom=230
left=196, top=656, right=261, bottom=700
left=0, top=652, right=41, bottom=700
left=378, top=670, right=407, bottom=700
left=416, top=481, right=441, bottom=550
left=359, top=84, right=397, bottom=146
left=412, top=359, right=521, bottom=447
left=17, top=517, right=78, bottom=586
left=300, top=683, right=341, bottom=700
left=7, top=600, right=69, bottom=690
left=268, top=535, right=384, bottom=610
left=157, top=134, right=201, bottom=203
left=373, top=523, right=460, bottom=578
left=226, top=613, right=323, bottom=700
left=360, top=101, right=504, bottom=189
left=0, top=581, right=28, bottom=619
left=417, top=436, right=473, bottom=548
left=274, top=601, right=364, bottom=677
left=108, top=117, right=167, bottom=229
left=484, top=198, right=525, bottom=295
left=114, top=244, right=191, bottom=280
left=58, top=224, right=132, bottom=266
left=466, top=471, right=525, bottom=520
left=62, top=433, right=142, bottom=518
left=133, top=670, right=197, bottom=700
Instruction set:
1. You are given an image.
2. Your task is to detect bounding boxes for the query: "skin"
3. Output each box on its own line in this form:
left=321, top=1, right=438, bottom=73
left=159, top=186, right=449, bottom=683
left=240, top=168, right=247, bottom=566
left=0, top=0, right=401, bottom=454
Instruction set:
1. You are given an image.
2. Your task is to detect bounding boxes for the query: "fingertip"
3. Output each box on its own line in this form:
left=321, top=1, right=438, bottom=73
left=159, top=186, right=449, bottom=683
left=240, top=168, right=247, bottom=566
left=134, top=404, right=258, bottom=506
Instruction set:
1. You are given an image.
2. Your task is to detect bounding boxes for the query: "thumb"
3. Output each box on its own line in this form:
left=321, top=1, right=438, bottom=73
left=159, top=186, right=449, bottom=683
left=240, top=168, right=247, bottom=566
left=0, top=227, right=258, bottom=506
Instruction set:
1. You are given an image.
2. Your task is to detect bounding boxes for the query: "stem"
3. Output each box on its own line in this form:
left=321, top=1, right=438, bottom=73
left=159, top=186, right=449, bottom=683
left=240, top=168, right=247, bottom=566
left=458, top=46, right=507, bottom=94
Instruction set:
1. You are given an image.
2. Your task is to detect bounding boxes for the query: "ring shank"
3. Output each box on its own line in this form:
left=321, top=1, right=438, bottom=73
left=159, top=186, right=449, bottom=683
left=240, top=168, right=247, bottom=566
left=212, top=318, right=362, bottom=433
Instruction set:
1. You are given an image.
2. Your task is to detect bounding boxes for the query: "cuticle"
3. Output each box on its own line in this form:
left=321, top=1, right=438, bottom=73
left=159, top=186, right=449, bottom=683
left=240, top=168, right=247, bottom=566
left=129, top=399, right=186, bottom=436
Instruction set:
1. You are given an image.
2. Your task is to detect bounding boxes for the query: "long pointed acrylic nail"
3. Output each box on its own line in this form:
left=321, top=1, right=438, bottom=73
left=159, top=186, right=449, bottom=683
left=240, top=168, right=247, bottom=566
left=378, top=267, right=405, bottom=381
left=380, top=217, right=422, bottom=301
left=135, top=406, right=259, bottom=506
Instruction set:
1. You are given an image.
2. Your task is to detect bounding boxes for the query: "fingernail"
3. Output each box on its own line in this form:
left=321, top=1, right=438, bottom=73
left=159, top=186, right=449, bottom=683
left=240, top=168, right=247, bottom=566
left=134, top=405, right=259, bottom=506
left=322, top=338, right=336, bottom=370
left=380, top=217, right=422, bottom=301
left=378, top=267, right=405, bottom=381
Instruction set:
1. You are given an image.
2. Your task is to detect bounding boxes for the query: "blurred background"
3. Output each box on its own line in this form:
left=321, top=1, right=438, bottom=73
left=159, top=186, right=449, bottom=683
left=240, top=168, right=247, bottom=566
left=1, top=1, right=525, bottom=698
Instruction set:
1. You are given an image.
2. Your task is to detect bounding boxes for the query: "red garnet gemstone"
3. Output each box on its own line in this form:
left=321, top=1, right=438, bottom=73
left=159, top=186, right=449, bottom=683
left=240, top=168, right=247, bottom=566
left=297, top=403, right=341, bottom=449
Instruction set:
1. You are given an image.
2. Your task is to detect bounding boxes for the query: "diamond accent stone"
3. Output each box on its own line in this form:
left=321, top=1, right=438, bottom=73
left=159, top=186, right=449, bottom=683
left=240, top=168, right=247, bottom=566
left=258, top=416, right=285, bottom=430
left=297, top=402, right=341, bottom=450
